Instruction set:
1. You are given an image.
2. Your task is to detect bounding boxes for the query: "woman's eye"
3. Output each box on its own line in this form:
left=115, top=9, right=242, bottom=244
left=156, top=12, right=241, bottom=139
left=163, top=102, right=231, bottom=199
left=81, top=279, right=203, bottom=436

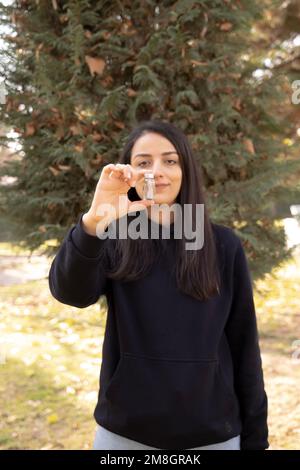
left=137, top=160, right=177, bottom=167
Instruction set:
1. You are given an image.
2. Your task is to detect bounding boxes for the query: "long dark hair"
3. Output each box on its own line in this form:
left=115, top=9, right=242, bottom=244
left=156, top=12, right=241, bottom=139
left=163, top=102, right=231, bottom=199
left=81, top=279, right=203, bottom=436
left=105, top=120, right=221, bottom=301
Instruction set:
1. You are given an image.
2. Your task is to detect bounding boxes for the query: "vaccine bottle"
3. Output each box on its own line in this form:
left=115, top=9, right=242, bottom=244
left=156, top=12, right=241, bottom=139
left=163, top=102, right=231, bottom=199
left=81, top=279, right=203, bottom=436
left=142, top=172, right=155, bottom=200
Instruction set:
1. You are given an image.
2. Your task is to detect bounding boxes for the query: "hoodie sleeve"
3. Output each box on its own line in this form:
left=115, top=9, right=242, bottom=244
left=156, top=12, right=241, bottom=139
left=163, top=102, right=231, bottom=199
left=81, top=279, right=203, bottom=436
left=225, top=236, right=269, bottom=450
left=48, top=213, right=111, bottom=308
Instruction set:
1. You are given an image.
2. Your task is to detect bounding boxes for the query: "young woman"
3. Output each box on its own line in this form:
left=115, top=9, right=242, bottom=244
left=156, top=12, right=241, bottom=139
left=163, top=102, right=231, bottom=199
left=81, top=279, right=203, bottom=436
left=48, top=120, right=269, bottom=450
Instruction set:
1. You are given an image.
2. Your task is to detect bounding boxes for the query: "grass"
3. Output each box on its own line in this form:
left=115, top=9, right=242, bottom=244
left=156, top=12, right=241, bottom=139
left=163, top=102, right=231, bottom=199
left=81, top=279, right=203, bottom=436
left=254, top=246, right=300, bottom=450
left=0, top=273, right=108, bottom=450
left=0, top=238, right=299, bottom=449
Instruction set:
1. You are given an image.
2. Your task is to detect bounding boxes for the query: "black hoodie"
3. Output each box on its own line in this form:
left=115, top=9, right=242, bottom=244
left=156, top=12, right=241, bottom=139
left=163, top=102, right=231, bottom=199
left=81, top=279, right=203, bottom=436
left=48, top=213, right=269, bottom=450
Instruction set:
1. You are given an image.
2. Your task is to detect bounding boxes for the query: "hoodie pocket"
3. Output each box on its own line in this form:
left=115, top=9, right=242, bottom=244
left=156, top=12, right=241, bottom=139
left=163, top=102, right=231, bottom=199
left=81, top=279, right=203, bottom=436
left=105, top=352, right=238, bottom=448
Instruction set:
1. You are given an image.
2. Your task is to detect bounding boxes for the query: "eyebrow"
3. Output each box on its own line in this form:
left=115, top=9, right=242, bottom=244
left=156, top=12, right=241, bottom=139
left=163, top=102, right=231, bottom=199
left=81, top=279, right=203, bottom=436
left=133, top=151, right=178, bottom=159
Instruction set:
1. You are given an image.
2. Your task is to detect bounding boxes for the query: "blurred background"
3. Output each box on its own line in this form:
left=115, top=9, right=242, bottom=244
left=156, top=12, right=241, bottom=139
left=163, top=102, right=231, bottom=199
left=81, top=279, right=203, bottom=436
left=0, top=0, right=299, bottom=450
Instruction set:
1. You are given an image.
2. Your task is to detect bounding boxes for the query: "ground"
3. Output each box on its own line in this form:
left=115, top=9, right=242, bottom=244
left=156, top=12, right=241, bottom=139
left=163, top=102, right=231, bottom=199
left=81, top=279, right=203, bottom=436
left=0, top=230, right=299, bottom=450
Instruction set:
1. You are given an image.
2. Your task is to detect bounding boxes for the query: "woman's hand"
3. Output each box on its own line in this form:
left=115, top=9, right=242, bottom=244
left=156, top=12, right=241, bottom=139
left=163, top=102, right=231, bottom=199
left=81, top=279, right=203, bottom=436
left=82, top=163, right=154, bottom=235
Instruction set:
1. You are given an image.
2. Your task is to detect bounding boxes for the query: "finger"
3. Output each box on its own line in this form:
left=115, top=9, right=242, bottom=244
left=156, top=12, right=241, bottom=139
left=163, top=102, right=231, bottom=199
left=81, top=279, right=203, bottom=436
left=109, top=170, right=123, bottom=180
left=102, top=164, right=121, bottom=179
left=115, top=163, right=127, bottom=171
left=109, top=167, right=126, bottom=180
left=103, top=163, right=119, bottom=173
left=122, top=164, right=132, bottom=181
left=130, top=168, right=151, bottom=186
left=113, top=163, right=133, bottom=181
left=117, top=165, right=140, bottom=186
left=103, top=163, right=134, bottom=182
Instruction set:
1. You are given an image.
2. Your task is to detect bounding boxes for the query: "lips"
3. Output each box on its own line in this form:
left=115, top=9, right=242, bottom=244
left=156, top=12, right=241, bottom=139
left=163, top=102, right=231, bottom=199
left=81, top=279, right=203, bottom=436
left=155, top=184, right=169, bottom=187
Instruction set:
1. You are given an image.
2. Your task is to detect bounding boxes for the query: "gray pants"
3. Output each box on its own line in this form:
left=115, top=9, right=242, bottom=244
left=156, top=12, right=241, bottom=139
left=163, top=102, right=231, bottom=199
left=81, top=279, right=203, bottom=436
left=92, top=425, right=241, bottom=450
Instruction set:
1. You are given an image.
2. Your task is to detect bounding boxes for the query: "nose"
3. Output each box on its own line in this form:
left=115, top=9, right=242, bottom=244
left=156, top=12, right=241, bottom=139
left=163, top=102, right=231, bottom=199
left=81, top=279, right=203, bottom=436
left=151, top=160, right=165, bottom=179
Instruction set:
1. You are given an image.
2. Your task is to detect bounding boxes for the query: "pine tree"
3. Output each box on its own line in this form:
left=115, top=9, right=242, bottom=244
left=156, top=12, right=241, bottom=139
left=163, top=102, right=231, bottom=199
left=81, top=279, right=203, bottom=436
left=255, top=0, right=300, bottom=217
left=0, top=0, right=300, bottom=280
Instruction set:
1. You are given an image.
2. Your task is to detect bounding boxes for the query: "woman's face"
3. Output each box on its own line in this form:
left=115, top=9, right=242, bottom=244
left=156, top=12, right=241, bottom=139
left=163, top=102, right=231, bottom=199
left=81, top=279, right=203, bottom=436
left=130, top=132, right=182, bottom=206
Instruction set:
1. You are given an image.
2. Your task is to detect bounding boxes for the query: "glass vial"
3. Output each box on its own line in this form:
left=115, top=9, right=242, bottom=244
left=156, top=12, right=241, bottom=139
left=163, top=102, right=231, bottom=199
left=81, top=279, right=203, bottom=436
left=142, top=172, right=155, bottom=200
